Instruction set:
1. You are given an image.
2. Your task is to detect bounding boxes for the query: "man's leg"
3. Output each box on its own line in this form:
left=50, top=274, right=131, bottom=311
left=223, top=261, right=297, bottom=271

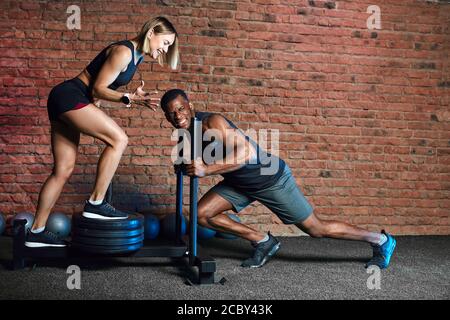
left=295, top=213, right=396, bottom=269
left=197, top=188, right=265, bottom=243
left=295, top=213, right=383, bottom=245
left=252, top=164, right=396, bottom=268
left=197, top=185, right=281, bottom=268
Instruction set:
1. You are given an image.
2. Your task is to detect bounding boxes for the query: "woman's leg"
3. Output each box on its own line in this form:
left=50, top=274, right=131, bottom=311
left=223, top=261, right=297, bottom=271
left=32, top=121, right=80, bottom=230
left=59, top=104, right=128, bottom=202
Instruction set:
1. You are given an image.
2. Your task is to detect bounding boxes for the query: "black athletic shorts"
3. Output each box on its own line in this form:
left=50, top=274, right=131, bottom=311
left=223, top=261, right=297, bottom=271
left=47, top=77, right=93, bottom=121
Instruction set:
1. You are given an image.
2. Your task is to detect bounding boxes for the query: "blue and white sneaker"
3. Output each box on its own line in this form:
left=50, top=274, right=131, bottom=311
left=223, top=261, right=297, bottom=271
left=366, top=230, right=396, bottom=269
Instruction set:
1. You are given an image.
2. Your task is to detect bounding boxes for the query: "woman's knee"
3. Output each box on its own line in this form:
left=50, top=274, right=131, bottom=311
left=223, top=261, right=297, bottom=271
left=111, top=131, right=128, bottom=151
left=52, top=163, right=76, bottom=181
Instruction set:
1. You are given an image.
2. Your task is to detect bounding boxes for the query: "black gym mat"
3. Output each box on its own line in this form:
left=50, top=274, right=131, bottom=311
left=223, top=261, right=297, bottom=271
left=0, top=236, right=448, bottom=299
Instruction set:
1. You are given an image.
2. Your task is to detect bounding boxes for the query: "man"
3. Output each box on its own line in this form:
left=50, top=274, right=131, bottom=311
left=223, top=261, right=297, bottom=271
left=160, top=89, right=396, bottom=269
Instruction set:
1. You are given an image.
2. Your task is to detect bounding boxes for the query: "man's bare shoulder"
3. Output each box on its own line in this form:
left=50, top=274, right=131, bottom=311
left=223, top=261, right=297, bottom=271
left=203, top=113, right=229, bottom=130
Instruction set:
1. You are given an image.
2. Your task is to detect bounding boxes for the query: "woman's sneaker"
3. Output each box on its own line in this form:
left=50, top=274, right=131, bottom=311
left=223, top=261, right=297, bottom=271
left=25, top=230, right=67, bottom=248
left=82, top=200, right=128, bottom=220
left=241, top=233, right=281, bottom=268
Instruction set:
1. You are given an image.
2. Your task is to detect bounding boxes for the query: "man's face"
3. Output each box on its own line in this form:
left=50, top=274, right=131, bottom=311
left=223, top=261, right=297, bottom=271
left=163, top=95, right=192, bottom=129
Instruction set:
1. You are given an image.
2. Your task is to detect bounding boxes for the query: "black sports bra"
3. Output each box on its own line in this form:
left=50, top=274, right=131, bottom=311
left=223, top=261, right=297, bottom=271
left=85, top=40, right=144, bottom=90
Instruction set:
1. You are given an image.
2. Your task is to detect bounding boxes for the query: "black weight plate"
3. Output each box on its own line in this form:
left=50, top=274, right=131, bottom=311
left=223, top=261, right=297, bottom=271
left=72, top=213, right=143, bottom=230
left=71, top=241, right=143, bottom=254
left=72, top=226, right=144, bottom=238
left=72, top=234, right=144, bottom=246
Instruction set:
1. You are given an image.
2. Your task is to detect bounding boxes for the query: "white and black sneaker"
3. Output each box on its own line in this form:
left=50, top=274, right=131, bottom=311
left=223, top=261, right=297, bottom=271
left=25, top=230, right=67, bottom=248
left=82, top=200, right=128, bottom=220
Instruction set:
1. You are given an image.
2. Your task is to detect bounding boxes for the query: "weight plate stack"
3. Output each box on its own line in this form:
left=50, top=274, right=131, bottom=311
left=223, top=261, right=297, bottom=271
left=71, top=213, right=144, bottom=255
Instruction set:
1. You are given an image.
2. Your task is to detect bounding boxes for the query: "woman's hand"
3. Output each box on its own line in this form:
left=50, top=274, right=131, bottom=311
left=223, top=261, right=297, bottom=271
left=93, top=98, right=101, bottom=108
left=131, top=81, right=160, bottom=111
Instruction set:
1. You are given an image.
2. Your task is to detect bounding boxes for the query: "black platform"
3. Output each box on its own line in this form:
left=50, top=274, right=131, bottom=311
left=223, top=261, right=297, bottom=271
left=13, top=220, right=217, bottom=286
left=10, top=117, right=221, bottom=286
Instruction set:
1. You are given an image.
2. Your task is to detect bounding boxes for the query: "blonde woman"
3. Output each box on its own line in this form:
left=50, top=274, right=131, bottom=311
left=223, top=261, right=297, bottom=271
left=26, top=17, right=179, bottom=248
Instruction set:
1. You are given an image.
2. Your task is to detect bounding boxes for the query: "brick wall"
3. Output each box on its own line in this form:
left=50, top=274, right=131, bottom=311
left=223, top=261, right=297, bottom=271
left=0, top=0, right=449, bottom=235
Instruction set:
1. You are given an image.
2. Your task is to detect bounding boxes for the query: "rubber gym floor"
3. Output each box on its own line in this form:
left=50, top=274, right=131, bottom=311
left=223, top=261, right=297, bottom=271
left=0, top=235, right=448, bottom=300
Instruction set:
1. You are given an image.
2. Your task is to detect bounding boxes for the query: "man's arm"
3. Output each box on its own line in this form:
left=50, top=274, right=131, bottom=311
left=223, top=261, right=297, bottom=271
left=184, top=114, right=256, bottom=177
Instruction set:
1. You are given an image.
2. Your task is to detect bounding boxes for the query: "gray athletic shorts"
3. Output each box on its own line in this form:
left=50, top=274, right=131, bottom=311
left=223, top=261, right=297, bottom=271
left=210, top=165, right=313, bottom=224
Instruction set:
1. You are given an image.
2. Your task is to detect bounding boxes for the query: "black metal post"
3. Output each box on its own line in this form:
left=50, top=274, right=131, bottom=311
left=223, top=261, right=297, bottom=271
left=12, top=220, right=26, bottom=270
left=175, top=169, right=183, bottom=245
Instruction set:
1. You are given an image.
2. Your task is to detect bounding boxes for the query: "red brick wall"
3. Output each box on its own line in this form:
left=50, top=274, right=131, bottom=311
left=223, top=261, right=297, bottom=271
left=0, top=0, right=449, bottom=235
